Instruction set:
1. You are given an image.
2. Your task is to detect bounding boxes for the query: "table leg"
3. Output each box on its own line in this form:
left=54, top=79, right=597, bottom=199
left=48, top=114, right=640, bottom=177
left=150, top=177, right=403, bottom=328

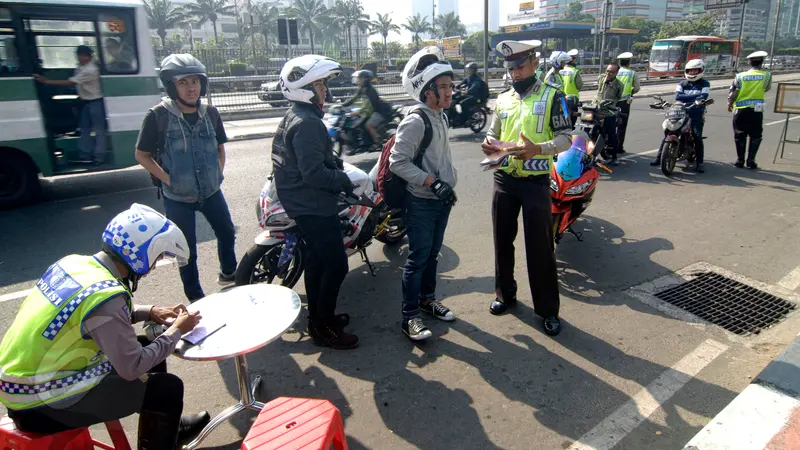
left=182, top=354, right=265, bottom=449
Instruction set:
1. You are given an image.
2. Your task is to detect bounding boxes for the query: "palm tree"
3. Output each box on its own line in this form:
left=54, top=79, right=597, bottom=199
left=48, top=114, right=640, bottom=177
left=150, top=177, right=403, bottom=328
left=249, top=2, right=282, bottom=51
left=289, top=0, right=329, bottom=53
left=371, top=13, right=400, bottom=64
left=434, top=12, right=466, bottom=39
left=183, top=0, right=235, bottom=43
left=330, top=1, right=356, bottom=60
left=143, top=0, right=185, bottom=51
left=403, top=13, right=432, bottom=50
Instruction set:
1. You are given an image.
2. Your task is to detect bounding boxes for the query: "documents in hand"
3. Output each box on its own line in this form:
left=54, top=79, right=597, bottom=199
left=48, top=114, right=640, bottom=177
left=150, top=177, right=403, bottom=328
left=480, top=138, right=522, bottom=170
left=181, top=300, right=227, bottom=345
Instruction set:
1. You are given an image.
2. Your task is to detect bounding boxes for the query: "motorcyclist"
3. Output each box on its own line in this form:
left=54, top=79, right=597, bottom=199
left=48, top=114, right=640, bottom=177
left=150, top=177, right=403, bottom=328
left=651, top=59, right=710, bottom=173
left=343, top=69, right=392, bottom=152
left=454, top=62, right=489, bottom=123
left=544, top=51, right=572, bottom=90
left=271, top=54, right=359, bottom=350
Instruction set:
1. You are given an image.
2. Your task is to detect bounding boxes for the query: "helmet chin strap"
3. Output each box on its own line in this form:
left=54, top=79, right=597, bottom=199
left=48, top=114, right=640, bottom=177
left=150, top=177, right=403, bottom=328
left=177, top=96, right=200, bottom=108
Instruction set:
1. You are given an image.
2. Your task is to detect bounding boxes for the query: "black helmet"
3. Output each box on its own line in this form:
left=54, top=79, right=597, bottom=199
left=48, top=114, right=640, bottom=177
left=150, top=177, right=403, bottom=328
left=352, top=69, right=374, bottom=85
left=159, top=54, right=208, bottom=102
left=465, top=62, right=478, bottom=72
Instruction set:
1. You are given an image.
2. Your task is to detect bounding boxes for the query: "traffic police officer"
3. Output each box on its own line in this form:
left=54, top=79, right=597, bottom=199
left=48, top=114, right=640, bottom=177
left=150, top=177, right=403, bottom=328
left=482, top=39, right=574, bottom=336
left=561, top=50, right=584, bottom=127
left=616, top=52, right=641, bottom=153
left=728, top=50, right=772, bottom=169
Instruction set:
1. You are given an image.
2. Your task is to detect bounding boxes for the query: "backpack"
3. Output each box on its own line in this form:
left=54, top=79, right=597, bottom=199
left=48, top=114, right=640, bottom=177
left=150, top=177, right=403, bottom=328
left=376, top=109, right=433, bottom=209
left=148, top=104, right=221, bottom=198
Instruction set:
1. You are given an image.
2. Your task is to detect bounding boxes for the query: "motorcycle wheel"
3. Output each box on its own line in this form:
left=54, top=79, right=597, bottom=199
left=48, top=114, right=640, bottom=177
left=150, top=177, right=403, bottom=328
left=234, top=242, right=305, bottom=289
left=374, top=204, right=407, bottom=244
left=661, top=141, right=678, bottom=176
left=469, top=109, right=488, bottom=133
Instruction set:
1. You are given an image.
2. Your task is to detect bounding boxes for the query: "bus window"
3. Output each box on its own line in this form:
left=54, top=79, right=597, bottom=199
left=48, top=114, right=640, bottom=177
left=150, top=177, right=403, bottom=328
left=31, top=19, right=94, bottom=33
left=0, top=32, right=23, bottom=75
left=36, top=35, right=97, bottom=69
left=99, top=11, right=138, bottom=74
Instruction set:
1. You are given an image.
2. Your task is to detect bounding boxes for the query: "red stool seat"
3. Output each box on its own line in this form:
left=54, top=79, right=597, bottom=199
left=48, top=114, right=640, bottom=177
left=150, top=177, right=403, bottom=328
left=242, top=397, right=348, bottom=450
left=0, top=415, right=131, bottom=450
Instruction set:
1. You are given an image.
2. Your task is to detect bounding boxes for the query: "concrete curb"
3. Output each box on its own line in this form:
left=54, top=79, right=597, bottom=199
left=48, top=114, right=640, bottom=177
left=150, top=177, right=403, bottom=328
left=683, top=333, right=800, bottom=450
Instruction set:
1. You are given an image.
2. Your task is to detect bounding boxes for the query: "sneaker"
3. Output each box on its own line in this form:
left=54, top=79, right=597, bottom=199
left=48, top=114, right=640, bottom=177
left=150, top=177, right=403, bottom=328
left=217, top=272, right=235, bottom=286
left=310, top=325, right=359, bottom=350
left=420, top=299, right=455, bottom=321
left=402, top=318, right=432, bottom=341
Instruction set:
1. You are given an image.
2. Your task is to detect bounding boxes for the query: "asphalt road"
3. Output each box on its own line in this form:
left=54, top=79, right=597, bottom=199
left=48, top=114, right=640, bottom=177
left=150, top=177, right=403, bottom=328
left=1, top=89, right=799, bottom=449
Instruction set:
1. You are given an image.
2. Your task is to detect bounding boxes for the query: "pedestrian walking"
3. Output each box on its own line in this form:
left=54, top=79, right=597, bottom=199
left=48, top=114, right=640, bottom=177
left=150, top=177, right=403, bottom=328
left=728, top=51, right=772, bottom=169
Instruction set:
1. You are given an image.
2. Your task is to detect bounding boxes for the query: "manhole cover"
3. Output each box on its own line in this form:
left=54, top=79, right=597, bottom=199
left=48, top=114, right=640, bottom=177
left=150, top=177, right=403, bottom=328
left=654, top=271, right=797, bottom=336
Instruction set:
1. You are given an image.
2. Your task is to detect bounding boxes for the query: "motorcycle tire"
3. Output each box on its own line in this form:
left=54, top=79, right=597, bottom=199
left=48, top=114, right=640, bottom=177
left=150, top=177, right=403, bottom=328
left=469, top=109, right=488, bottom=134
left=661, top=141, right=678, bottom=176
left=374, top=205, right=407, bottom=244
left=234, top=242, right=305, bottom=289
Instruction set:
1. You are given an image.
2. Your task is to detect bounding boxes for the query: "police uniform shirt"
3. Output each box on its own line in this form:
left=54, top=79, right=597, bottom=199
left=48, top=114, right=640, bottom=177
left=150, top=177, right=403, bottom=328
left=486, top=78, right=574, bottom=155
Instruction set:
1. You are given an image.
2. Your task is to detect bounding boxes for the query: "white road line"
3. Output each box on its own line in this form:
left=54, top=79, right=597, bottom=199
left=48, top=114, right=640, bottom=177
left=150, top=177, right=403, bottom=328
left=620, top=148, right=659, bottom=162
left=778, top=265, right=800, bottom=291
left=568, top=339, right=729, bottom=450
left=766, top=115, right=800, bottom=127
left=0, top=289, right=31, bottom=304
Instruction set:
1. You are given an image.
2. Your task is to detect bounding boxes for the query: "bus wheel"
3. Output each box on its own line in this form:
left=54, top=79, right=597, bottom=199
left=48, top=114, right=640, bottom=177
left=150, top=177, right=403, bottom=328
left=0, top=151, right=41, bottom=210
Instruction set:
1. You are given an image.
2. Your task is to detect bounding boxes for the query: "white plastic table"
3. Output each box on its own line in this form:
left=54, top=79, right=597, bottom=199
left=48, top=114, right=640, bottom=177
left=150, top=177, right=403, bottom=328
left=174, top=284, right=301, bottom=450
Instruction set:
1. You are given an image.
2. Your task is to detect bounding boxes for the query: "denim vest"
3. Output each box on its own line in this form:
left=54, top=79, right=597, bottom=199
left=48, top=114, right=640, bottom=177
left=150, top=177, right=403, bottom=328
left=161, top=112, right=222, bottom=203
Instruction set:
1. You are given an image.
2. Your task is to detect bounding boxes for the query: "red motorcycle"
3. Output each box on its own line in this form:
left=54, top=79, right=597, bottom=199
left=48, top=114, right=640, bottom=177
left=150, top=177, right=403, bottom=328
left=550, top=132, right=611, bottom=243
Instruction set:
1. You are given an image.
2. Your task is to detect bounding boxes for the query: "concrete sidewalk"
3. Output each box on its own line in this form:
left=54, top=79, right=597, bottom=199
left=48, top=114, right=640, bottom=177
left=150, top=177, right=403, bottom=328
left=224, top=73, right=800, bottom=142
left=684, top=333, right=800, bottom=450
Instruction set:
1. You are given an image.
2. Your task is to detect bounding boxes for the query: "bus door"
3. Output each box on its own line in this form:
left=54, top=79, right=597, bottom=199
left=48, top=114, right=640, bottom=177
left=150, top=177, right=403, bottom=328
left=19, top=8, right=110, bottom=171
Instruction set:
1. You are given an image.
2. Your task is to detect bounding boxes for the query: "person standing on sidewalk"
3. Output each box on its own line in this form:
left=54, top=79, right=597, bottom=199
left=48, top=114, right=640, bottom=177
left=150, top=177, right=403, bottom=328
left=728, top=51, right=771, bottom=169
left=34, top=45, right=106, bottom=166
left=390, top=47, right=458, bottom=341
left=272, top=54, right=358, bottom=349
left=482, top=39, right=573, bottom=336
left=616, top=52, right=641, bottom=154
left=134, top=54, right=237, bottom=302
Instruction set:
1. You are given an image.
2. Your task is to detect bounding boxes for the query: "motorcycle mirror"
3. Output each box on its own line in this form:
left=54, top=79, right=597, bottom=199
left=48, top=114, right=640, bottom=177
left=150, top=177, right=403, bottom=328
left=706, top=99, right=715, bottom=106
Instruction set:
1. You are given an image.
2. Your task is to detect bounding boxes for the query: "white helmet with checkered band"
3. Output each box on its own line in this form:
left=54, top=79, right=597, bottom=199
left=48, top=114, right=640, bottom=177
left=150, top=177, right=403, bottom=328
left=402, top=46, right=454, bottom=102
left=102, top=204, right=189, bottom=276
left=280, top=54, right=342, bottom=104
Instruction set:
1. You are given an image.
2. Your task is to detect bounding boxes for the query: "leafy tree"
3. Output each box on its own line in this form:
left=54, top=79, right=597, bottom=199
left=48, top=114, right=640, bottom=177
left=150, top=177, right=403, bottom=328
left=289, top=0, right=329, bottom=53
left=183, top=0, right=235, bottom=43
left=371, top=13, right=400, bottom=64
left=654, top=14, right=715, bottom=40
left=403, top=13, right=433, bottom=50
left=562, top=1, right=595, bottom=23
left=433, top=12, right=466, bottom=38
left=143, top=0, right=185, bottom=51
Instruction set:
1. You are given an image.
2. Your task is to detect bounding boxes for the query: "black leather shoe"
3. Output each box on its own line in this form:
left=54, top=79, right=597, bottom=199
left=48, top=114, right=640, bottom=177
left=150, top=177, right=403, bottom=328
left=746, top=160, right=758, bottom=170
left=734, top=160, right=745, bottom=169
left=489, top=298, right=516, bottom=315
left=649, top=157, right=660, bottom=166
left=177, top=411, right=211, bottom=446
left=335, top=313, right=350, bottom=328
left=543, top=317, right=561, bottom=336
left=695, top=163, right=705, bottom=173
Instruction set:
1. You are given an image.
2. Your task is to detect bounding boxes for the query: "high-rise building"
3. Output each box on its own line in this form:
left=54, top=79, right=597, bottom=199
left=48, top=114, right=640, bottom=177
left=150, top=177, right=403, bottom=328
left=719, top=0, right=771, bottom=40
left=437, top=0, right=459, bottom=17
left=773, top=0, right=800, bottom=39
left=504, top=0, right=685, bottom=25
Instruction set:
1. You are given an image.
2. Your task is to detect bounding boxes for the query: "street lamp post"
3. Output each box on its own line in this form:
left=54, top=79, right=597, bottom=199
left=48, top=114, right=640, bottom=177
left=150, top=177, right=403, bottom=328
left=483, top=0, right=488, bottom=81
left=734, top=0, right=748, bottom=71
left=769, top=0, right=783, bottom=70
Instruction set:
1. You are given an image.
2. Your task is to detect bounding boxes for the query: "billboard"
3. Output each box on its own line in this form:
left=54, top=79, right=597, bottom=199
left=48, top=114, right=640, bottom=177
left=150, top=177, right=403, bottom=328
left=519, top=1, right=536, bottom=11
left=442, top=36, right=460, bottom=57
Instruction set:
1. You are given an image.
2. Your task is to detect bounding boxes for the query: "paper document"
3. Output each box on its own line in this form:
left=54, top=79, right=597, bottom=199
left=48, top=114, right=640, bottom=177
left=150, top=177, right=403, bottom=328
left=181, top=315, right=226, bottom=345
left=480, top=138, right=522, bottom=170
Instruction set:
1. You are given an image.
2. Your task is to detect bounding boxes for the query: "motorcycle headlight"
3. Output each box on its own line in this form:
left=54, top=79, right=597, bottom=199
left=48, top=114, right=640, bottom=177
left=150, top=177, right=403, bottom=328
left=265, top=211, right=291, bottom=226
left=550, top=177, right=559, bottom=192
left=565, top=179, right=593, bottom=195
left=665, top=119, right=682, bottom=131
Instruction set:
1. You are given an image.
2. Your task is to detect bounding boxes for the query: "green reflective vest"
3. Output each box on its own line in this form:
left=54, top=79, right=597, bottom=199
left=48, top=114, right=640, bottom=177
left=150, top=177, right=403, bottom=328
left=0, top=255, right=129, bottom=411
left=494, top=83, right=558, bottom=177
left=733, top=69, right=771, bottom=110
left=559, top=66, right=580, bottom=97
left=618, top=68, right=636, bottom=99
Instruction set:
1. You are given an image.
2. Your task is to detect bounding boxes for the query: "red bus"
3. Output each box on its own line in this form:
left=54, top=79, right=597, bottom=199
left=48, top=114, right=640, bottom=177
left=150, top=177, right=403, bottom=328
left=648, top=36, right=741, bottom=78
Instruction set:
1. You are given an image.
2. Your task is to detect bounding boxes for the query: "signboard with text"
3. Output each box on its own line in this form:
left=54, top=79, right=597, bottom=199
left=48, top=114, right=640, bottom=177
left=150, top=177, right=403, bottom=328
left=519, top=1, right=536, bottom=11
left=442, top=36, right=460, bottom=57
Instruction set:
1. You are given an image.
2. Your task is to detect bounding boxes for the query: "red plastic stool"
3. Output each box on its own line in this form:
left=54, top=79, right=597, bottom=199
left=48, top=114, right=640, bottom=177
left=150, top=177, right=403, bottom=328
left=242, top=397, right=348, bottom=450
left=0, top=415, right=131, bottom=450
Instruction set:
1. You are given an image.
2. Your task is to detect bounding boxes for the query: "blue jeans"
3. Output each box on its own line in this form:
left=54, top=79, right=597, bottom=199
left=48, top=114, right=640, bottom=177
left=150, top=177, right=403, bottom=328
left=163, top=189, right=237, bottom=301
left=401, top=193, right=452, bottom=320
left=79, top=100, right=107, bottom=163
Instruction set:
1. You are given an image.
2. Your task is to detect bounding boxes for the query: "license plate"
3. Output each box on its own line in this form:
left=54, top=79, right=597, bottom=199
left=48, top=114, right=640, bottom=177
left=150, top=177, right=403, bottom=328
left=581, top=112, right=594, bottom=122
left=667, top=109, right=685, bottom=120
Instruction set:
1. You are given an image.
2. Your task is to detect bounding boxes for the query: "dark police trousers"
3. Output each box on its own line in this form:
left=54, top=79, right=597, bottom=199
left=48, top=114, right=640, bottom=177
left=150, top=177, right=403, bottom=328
left=492, top=171, right=560, bottom=318
left=733, top=107, right=763, bottom=163
left=617, top=102, right=631, bottom=152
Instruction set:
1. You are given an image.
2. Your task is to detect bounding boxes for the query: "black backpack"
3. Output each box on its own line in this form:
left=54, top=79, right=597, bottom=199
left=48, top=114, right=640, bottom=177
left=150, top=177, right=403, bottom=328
left=376, top=109, right=433, bottom=209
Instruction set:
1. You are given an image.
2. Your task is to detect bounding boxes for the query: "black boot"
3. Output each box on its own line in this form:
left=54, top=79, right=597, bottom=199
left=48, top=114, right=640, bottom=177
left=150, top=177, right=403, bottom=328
left=747, top=138, right=761, bottom=169
left=734, top=138, right=747, bottom=168
left=138, top=410, right=179, bottom=450
left=650, top=149, right=662, bottom=166
left=177, top=411, right=211, bottom=447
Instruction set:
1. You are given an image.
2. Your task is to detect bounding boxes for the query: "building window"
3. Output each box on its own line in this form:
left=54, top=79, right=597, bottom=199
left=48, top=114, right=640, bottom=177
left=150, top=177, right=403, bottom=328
left=221, top=23, right=238, bottom=34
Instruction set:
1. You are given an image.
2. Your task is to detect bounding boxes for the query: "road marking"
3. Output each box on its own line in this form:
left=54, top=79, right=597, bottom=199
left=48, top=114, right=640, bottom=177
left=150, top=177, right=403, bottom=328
left=0, top=289, right=31, bottom=303
left=619, top=148, right=659, bottom=162
left=778, top=265, right=800, bottom=291
left=568, top=339, right=729, bottom=450
left=766, top=116, right=800, bottom=127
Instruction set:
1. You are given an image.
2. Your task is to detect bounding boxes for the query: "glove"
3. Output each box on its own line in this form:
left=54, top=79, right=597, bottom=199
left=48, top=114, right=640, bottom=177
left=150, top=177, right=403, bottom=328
left=334, top=155, right=344, bottom=170
left=429, top=179, right=457, bottom=206
left=341, top=179, right=355, bottom=198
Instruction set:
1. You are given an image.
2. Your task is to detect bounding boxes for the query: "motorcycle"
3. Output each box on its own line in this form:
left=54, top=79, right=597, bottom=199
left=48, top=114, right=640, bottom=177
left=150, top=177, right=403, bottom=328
left=576, top=100, right=626, bottom=161
left=649, top=95, right=713, bottom=176
left=326, top=104, right=404, bottom=157
left=550, top=131, right=611, bottom=244
left=446, top=89, right=490, bottom=133
left=234, top=162, right=407, bottom=288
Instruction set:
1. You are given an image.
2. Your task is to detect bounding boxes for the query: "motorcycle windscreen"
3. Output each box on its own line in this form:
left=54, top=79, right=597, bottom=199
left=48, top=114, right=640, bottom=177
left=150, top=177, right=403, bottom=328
left=555, top=135, right=590, bottom=181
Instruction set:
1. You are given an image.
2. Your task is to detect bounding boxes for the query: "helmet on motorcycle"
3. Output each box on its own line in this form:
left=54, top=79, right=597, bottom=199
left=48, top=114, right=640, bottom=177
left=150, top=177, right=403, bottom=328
left=352, top=69, right=374, bottom=85
left=684, top=59, right=705, bottom=82
left=159, top=54, right=208, bottom=106
left=465, top=62, right=479, bottom=74
left=279, top=54, right=342, bottom=104
left=549, top=51, right=572, bottom=70
left=402, top=46, right=454, bottom=103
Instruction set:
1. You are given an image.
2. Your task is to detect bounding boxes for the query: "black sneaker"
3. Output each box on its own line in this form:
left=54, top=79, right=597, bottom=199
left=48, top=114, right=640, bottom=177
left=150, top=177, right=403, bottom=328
left=734, top=160, right=745, bottom=169
left=402, top=318, right=432, bottom=341
left=217, top=272, right=235, bottom=286
left=177, top=411, right=211, bottom=446
left=746, top=160, right=758, bottom=170
left=420, top=299, right=455, bottom=321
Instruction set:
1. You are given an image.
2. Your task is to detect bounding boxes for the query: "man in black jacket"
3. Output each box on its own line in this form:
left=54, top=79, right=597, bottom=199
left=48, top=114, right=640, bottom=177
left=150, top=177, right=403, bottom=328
left=343, top=70, right=392, bottom=151
left=272, top=55, right=358, bottom=350
left=454, top=62, right=488, bottom=123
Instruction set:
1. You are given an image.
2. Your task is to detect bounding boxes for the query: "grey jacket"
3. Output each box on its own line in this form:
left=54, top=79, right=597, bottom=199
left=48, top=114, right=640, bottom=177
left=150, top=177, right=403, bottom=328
left=389, top=104, right=457, bottom=200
